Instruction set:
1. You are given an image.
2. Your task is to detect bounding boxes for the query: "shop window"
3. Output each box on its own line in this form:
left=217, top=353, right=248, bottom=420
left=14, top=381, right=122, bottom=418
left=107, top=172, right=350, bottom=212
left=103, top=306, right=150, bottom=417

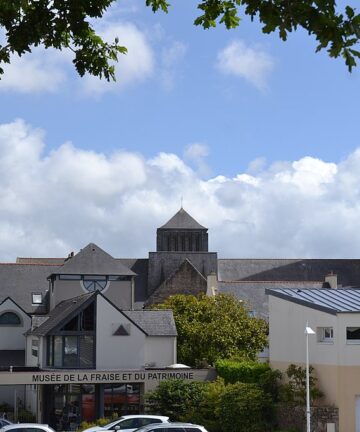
left=317, top=327, right=334, bottom=343
left=103, top=383, right=140, bottom=418
left=347, top=327, right=360, bottom=343
left=0, top=311, right=21, bottom=326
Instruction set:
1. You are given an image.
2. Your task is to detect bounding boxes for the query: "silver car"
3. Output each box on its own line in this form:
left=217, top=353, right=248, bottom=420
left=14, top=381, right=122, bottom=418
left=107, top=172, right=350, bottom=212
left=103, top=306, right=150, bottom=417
left=82, top=415, right=170, bottom=432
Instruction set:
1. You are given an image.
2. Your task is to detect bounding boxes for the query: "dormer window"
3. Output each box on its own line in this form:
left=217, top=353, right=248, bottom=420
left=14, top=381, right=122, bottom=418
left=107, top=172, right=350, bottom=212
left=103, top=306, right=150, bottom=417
left=32, top=293, right=43, bottom=305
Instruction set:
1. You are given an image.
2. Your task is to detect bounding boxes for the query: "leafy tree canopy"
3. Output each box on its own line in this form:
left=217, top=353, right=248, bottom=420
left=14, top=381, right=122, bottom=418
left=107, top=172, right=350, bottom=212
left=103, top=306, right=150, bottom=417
left=0, top=0, right=359, bottom=81
left=153, top=293, right=268, bottom=367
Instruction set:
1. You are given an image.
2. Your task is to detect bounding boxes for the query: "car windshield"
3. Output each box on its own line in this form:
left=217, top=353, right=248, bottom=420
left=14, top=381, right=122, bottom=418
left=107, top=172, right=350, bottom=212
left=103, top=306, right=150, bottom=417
left=104, top=418, right=125, bottom=428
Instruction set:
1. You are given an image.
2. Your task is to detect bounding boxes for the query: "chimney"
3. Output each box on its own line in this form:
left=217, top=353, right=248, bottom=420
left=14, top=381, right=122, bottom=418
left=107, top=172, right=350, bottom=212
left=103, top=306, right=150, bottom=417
left=325, top=272, right=337, bottom=289
left=206, top=272, right=218, bottom=296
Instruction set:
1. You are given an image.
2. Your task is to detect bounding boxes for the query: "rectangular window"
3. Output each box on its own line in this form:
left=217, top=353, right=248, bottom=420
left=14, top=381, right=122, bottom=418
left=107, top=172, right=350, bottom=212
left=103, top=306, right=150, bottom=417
left=54, top=336, right=63, bottom=367
left=48, top=336, right=53, bottom=366
left=83, top=275, right=106, bottom=281
left=31, top=339, right=39, bottom=357
left=64, top=336, right=78, bottom=367
left=108, top=275, right=131, bottom=281
left=32, top=293, right=43, bottom=305
left=317, top=327, right=334, bottom=343
left=347, top=327, right=360, bottom=343
left=59, top=275, right=81, bottom=280
left=79, top=336, right=94, bottom=368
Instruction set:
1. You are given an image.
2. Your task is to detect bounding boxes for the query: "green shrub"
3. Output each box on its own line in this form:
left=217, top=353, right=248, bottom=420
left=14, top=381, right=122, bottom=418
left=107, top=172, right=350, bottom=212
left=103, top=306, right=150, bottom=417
left=188, top=378, right=227, bottom=432
left=145, top=379, right=206, bottom=421
left=279, top=364, right=323, bottom=405
left=219, top=382, right=274, bottom=432
left=215, top=359, right=271, bottom=384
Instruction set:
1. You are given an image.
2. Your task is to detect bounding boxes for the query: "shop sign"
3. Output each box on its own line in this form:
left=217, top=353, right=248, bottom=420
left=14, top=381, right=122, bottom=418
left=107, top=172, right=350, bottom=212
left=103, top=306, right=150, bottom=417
left=31, top=370, right=195, bottom=384
left=0, top=369, right=213, bottom=385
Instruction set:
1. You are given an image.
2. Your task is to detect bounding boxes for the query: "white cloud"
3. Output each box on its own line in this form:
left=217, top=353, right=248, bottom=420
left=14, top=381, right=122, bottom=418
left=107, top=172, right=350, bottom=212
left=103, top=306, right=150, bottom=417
left=80, top=22, right=155, bottom=95
left=2, top=118, right=360, bottom=260
left=216, top=40, right=274, bottom=90
left=0, top=21, right=154, bottom=95
left=0, top=48, right=68, bottom=94
left=159, top=41, right=187, bottom=90
left=184, top=143, right=210, bottom=177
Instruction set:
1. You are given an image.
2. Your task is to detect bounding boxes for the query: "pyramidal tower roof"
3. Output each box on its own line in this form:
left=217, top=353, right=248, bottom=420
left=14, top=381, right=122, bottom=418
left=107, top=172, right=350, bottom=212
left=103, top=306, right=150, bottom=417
left=159, top=208, right=206, bottom=230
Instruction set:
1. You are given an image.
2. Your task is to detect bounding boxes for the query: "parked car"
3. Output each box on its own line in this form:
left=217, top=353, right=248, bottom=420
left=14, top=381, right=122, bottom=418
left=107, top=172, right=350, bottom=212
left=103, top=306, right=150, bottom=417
left=82, top=415, right=170, bottom=432
left=0, top=419, right=12, bottom=428
left=133, top=422, right=209, bottom=432
left=0, top=424, right=55, bottom=432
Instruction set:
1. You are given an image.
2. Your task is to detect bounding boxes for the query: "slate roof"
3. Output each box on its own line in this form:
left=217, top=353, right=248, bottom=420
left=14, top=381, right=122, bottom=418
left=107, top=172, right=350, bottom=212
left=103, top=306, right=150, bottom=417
left=123, top=310, right=177, bottom=336
left=29, top=292, right=95, bottom=336
left=16, top=257, right=66, bottom=265
left=159, top=208, right=206, bottom=230
left=218, top=258, right=360, bottom=287
left=118, top=258, right=149, bottom=303
left=52, top=243, right=135, bottom=276
left=218, top=280, right=326, bottom=319
left=266, top=288, right=360, bottom=315
left=0, top=263, right=60, bottom=314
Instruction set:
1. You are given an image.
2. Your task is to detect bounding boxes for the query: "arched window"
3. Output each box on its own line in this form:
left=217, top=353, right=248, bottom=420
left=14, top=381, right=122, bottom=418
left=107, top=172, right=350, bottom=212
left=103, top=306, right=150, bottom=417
left=0, top=311, right=21, bottom=326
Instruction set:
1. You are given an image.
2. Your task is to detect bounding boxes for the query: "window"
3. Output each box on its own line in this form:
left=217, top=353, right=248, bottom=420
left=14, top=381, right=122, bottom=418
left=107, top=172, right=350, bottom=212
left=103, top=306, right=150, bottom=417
left=59, top=275, right=82, bottom=280
left=82, top=275, right=108, bottom=292
left=347, top=327, right=360, bottom=343
left=32, top=339, right=39, bottom=357
left=317, top=327, right=334, bottom=343
left=48, top=335, right=95, bottom=368
left=0, top=311, right=21, bottom=326
left=32, top=293, right=43, bottom=305
left=47, top=302, right=96, bottom=368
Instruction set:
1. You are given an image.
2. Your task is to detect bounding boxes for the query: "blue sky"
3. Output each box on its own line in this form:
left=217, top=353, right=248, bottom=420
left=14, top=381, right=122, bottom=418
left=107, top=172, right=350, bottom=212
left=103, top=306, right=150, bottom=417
left=0, top=0, right=359, bottom=260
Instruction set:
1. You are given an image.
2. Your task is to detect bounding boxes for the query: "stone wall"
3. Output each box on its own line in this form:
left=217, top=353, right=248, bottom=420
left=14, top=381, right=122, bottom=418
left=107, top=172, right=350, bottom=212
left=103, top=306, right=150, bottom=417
left=145, top=259, right=207, bottom=306
left=276, top=404, right=339, bottom=432
left=147, top=251, right=217, bottom=295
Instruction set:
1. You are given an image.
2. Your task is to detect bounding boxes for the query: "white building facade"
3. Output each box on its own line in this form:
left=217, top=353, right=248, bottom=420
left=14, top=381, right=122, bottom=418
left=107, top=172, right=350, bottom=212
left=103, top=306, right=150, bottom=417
left=267, top=288, right=360, bottom=432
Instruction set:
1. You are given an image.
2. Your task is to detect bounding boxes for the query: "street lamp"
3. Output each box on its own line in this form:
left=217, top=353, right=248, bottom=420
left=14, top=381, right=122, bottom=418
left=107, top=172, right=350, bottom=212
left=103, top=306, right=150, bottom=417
left=305, top=323, right=315, bottom=432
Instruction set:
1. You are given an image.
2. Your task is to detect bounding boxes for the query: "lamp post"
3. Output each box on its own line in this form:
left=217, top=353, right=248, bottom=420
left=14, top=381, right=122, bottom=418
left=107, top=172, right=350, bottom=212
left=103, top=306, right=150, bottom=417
left=305, top=323, right=315, bottom=432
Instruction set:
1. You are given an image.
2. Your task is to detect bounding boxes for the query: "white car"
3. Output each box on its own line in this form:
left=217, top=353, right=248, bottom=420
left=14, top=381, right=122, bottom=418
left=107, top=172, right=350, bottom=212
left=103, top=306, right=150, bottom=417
left=133, top=422, right=209, bottom=432
left=0, top=420, right=12, bottom=429
left=0, top=424, right=55, bottom=432
left=83, top=415, right=170, bottom=432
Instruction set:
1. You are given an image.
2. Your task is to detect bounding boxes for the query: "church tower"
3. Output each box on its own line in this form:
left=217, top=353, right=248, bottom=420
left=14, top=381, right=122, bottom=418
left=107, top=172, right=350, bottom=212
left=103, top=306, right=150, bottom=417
left=156, top=208, right=208, bottom=252
left=147, top=207, right=217, bottom=301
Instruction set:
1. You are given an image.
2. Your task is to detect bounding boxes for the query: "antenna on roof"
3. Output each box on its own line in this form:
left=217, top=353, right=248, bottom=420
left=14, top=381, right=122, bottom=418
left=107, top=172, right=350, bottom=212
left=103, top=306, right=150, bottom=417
left=180, top=196, right=183, bottom=209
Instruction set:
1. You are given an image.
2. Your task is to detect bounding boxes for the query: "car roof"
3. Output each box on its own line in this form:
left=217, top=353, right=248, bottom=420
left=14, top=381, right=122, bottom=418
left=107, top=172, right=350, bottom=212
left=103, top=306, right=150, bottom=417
left=135, top=423, right=203, bottom=430
left=2, top=424, right=51, bottom=430
left=121, top=416, right=169, bottom=420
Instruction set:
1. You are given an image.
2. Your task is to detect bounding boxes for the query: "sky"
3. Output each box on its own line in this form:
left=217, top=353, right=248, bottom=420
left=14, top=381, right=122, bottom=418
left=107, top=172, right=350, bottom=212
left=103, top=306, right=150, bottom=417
left=0, top=0, right=360, bottom=261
